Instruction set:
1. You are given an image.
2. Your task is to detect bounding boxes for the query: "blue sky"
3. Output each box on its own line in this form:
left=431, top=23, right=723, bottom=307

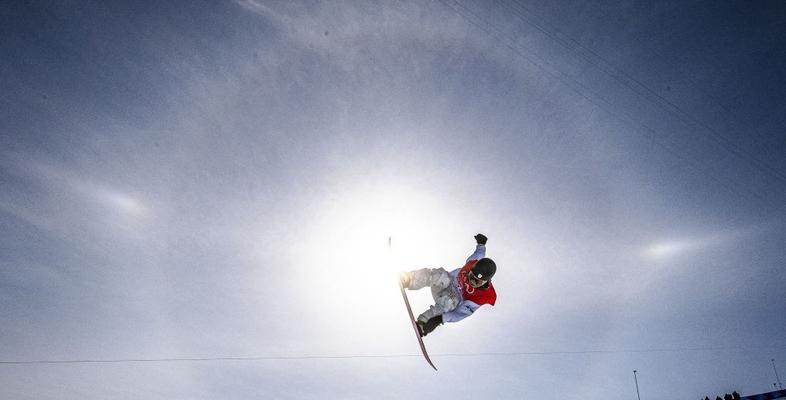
left=1, top=1, right=785, bottom=399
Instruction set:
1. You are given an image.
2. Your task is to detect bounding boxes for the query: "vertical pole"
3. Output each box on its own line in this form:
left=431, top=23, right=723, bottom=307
left=634, top=370, right=641, bottom=400
left=773, top=359, right=783, bottom=390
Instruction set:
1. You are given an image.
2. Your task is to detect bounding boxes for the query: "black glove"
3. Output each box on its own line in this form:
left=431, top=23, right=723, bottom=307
left=474, top=233, right=488, bottom=245
left=417, top=315, right=443, bottom=337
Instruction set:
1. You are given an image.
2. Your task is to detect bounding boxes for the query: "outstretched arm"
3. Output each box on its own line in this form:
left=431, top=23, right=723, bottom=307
left=466, top=233, right=488, bottom=262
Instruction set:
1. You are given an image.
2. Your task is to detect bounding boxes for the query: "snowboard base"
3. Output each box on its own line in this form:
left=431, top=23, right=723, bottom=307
left=399, top=282, right=438, bottom=371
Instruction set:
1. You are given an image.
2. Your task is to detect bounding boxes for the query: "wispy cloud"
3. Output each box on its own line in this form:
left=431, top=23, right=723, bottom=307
left=234, top=0, right=474, bottom=70
left=0, top=152, right=151, bottom=238
left=642, top=228, right=759, bottom=260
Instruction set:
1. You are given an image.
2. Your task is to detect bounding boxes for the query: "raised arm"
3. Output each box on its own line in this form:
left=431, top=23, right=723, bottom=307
left=466, top=233, right=488, bottom=262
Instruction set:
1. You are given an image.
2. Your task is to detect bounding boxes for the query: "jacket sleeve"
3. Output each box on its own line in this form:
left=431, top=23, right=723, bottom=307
left=442, top=300, right=482, bottom=323
left=466, top=244, right=486, bottom=263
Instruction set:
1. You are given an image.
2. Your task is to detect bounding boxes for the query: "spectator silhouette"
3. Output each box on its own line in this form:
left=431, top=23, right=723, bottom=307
left=716, top=396, right=722, bottom=400
left=724, top=393, right=733, bottom=400
left=732, top=392, right=740, bottom=400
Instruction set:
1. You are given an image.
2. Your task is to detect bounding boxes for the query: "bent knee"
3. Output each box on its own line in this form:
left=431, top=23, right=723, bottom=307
left=431, top=268, right=451, bottom=289
left=435, top=295, right=459, bottom=312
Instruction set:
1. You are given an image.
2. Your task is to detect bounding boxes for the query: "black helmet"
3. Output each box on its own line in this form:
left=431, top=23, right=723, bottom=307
left=471, top=258, right=496, bottom=281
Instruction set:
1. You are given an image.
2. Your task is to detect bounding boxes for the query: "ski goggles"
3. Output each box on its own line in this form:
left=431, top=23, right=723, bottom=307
left=468, top=270, right=488, bottom=287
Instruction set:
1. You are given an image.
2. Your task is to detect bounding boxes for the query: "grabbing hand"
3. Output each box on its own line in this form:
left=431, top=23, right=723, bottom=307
left=418, top=315, right=443, bottom=337
left=474, top=233, right=488, bottom=245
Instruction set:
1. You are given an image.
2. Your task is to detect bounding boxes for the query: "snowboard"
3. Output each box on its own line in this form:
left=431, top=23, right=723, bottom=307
left=398, top=281, right=438, bottom=371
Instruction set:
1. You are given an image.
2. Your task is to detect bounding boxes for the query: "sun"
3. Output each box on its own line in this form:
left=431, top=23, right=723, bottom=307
left=289, top=181, right=466, bottom=343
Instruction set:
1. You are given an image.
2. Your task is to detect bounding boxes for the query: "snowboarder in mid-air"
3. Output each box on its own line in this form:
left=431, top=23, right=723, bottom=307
left=399, top=233, right=497, bottom=337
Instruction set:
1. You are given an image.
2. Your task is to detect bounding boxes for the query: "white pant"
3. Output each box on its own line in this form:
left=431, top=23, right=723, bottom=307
left=405, top=268, right=460, bottom=323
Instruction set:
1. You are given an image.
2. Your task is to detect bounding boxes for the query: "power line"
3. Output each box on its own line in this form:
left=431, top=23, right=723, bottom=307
left=0, top=345, right=772, bottom=366
left=0, top=354, right=416, bottom=365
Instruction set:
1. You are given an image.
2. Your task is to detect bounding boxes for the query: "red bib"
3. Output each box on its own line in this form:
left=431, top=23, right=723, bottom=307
left=457, top=260, right=497, bottom=306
